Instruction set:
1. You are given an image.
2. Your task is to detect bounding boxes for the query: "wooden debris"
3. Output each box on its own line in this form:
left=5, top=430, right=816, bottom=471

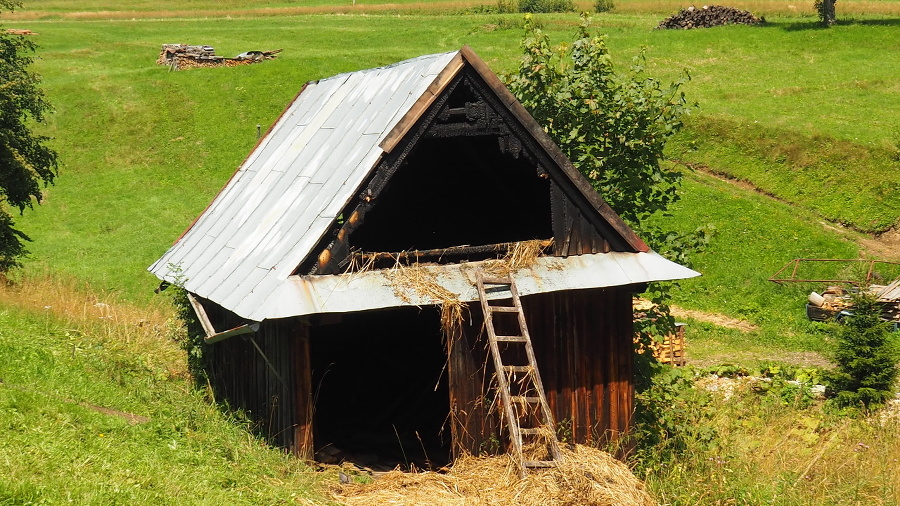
left=157, top=44, right=282, bottom=70
left=5, top=29, right=38, bottom=35
left=657, top=5, right=764, bottom=29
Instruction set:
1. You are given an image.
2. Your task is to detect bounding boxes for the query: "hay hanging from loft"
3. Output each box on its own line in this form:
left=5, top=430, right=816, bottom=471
left=331, top=444, right=657, bottom=506
left=482, top=239, right=548, bottom=277
left=383, top=240, right=550, bottom=332
left=386, top=259, right=465, bottom=331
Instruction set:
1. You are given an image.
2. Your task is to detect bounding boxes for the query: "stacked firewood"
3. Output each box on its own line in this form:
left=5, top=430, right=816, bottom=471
left=5, top=29, right=38, bottom=35
left=657, top=5, right=764, bottom=29
left=156, top=44, right=282, bottom=70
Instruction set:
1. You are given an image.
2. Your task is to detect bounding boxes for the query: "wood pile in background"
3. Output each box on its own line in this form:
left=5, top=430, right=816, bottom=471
left=657, top=5, right=764, bottom=29
left=156, top=44, right=282, bottom=70
left=5, top=29, right=38, bottom=35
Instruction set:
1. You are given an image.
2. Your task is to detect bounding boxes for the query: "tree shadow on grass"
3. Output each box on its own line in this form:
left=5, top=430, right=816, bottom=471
left=760, top=17, right=900, bottom=31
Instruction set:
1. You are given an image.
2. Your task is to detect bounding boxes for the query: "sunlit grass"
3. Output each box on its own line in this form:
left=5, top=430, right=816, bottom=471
left=640, top=376, right=900, bottom=504
left=0, top=278, right=337, bottom=504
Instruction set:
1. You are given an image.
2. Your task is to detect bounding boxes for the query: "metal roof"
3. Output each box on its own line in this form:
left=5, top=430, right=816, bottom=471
left=149, top=48, right=699, bottom=322
left=249, top=251, right=699, bottom=321
left=150, top=51, right=460, bottom=318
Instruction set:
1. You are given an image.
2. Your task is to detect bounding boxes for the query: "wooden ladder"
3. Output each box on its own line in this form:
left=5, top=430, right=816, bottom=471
left=476, top=271, right=562, bottom=478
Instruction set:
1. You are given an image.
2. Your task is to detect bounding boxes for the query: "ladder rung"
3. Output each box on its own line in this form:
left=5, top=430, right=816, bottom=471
left=519, top=427, right=548, bottom=436
left=502, top=365, right=532, bottom=373
left=480, top=276, right=512, bottom=285
left=495, top=335, right=527, bottom=343
left=510, top=396, right=541, bottom=403
left=524, top=460, right=558, bottom=468
left=489, top=306, right=519, bottom=313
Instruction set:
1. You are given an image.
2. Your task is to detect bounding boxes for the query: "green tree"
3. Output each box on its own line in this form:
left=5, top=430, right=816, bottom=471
left=829, top=293, right=898, bottom=410
left=506, top=17, right=707, bottom=451
left=506, top=13, right=702, bottom=345
left=506, top=14, right=694, bottom=254
left=0, top=0, right=58, bottom=273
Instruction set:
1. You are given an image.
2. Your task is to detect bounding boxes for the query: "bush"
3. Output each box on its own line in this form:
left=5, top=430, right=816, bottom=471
left=594, top=0, right=614, bottom=13
left=518, top=0, right=575, bottom=13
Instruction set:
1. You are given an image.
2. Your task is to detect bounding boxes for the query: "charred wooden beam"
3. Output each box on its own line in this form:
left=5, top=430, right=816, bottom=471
left=425, top=122, right=508, bottom=138
left=350, top=239, right=553, bottom=265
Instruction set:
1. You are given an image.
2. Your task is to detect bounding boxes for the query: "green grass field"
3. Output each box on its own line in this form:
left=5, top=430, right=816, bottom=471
left=2, top=1, right=900, bottom=503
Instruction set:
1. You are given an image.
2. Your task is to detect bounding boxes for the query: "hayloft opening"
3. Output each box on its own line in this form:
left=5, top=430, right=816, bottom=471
left=350, top=135, right=552, bottom=254
left=309, top=306, right=451, bottom=470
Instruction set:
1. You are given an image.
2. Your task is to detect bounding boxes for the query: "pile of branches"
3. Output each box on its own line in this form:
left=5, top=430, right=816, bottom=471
left=156, top=44, right=282, bottom=70
left=657, top=5, right=764, bottom=29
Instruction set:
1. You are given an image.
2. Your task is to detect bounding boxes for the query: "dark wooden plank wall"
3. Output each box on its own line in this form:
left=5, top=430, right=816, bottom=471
left=523, top=288, right=634, bottom=445
left=550, top=182, right=612, bottom=256
left=448, top=287, right=634, bottom=455
left=204, top=318, right=313, bottom=458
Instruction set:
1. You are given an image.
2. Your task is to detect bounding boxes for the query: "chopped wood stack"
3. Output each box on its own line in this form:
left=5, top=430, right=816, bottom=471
left=657, top=5, right=764, bottom=29
left=156, top=44, right=282, bottom=70
left=5, top=29, right=38, bottom=35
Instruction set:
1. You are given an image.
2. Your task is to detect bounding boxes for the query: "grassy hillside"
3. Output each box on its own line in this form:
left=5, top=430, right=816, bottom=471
left=10, top=11, right=899, bottom=305
left=2, top=4, right=900, bottom=504
left=0, top=283, right=335, bottom=504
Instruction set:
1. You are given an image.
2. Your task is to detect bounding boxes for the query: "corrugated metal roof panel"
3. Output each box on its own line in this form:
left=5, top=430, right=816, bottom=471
left=245, top=251, right=700, bottom=321
left=149, top=51, right=460, bottom=312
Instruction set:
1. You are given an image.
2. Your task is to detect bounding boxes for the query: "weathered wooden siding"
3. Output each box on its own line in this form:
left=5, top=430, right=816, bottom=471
left=448, top=287, right=635, bottom=455
left=523, top=288, right=634, bottom=444
left=204, top=318, right=313, bottom=458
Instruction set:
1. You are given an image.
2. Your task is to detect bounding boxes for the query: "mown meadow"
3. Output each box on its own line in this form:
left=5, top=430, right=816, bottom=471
left=1, top=0, right=899, bottom=503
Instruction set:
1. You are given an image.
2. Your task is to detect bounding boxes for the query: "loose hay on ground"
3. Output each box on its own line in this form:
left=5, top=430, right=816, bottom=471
left=331, top=444, right=657, bottom=506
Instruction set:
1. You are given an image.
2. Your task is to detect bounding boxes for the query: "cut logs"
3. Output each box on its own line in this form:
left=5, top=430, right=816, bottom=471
left=157, top=44, right=282, bottom=70
left=657, top=5, right=764, bottom=29
left=5, top=29, right=38, bottom=35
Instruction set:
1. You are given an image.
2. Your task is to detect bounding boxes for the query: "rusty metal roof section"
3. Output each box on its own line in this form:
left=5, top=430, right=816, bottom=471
left=149, top=48, right=697, bottom=321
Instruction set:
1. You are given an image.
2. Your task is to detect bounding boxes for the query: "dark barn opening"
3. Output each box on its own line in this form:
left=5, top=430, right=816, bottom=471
left=310, top=306, right=452, bottom=469
left=350, top=135, right=552, bottom=253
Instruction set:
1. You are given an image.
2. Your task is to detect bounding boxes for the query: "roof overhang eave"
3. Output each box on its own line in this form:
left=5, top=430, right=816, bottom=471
left=248, top=251, right=700, bottom=321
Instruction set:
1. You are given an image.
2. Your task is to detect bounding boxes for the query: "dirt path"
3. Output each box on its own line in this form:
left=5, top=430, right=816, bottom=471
left=670, top=305, right=758, bottom=332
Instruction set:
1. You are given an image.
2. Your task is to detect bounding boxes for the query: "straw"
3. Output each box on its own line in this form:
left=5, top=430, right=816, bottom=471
left=331, top=444, right=657, bottom=506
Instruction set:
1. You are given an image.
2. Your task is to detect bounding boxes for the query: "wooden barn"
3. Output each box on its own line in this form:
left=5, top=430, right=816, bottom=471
left=149, top=47, right=699, bottom=470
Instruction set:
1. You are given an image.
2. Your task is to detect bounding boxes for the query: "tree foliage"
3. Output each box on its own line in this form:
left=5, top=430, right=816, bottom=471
left=506, top=19, right=708, bottom=452
left=829, top=293, right=898, bottom=410
left=506, top=14, right=703, bottom=371
left=0, top=0, right=58, bottom=272
left=506, top=14, right=692, bottom=235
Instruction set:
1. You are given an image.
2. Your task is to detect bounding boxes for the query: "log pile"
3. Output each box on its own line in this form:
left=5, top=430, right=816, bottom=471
left=657, top=5, right=764, bottom=29
left=157, top=44, right=282, bottom=70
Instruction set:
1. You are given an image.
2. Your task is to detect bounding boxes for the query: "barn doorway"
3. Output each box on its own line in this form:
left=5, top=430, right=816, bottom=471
left=309, top=305, right=451, bottom=470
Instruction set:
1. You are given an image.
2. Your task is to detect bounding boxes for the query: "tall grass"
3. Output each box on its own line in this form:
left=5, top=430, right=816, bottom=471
left=0, top=279, right=336, bottom=504
left=636, top=368, right=900, bottom=504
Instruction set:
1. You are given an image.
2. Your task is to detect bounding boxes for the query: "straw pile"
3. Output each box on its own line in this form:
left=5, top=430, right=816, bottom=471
left=331, top=444, right=657, bottom=506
